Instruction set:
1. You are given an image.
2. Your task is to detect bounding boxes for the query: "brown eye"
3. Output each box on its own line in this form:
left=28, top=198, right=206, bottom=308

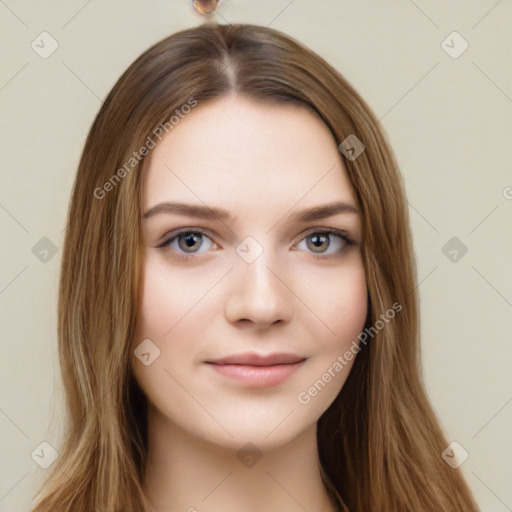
left=157, top=228, right=216, bottom=258
left=296, top=229, right=352, bottom=257
left=306, top=233, right=330, bottom=253
left=178, top=232, right=204, bottom=253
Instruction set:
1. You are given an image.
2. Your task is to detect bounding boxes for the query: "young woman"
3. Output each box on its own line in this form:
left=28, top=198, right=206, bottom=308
left=31, top=22, right=480, bottom=512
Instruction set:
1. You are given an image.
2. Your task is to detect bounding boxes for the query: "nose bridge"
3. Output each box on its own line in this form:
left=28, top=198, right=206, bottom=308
left=225, top=240, right=294, bottom=327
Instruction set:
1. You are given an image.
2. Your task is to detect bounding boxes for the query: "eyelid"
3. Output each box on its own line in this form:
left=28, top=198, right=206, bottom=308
left=297, top=226, right=353, bottom=244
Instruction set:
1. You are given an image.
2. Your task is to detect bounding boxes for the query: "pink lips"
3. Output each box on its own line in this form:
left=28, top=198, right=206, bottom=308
left=205, top=352, right=306, bottom=387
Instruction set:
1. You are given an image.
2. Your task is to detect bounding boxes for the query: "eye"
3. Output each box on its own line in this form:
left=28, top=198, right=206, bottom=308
left=157, top=228, right=217, bottom=260
left=294, top=228, right=353, bottom=257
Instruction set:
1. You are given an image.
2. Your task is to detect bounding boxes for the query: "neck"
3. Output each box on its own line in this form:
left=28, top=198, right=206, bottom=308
left=142, top=406, right=339, bottom=512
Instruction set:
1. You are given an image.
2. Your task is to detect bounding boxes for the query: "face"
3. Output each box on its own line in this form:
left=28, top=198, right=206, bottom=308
left=132, top=94, right=367, bottom=450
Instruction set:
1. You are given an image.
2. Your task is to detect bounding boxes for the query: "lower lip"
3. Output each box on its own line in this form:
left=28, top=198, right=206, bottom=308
left=206, top=361, right=305, bottom=387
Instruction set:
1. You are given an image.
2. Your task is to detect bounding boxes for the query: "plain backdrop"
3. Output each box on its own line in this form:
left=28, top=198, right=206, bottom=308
left=0, top=1, right=511, bottom=511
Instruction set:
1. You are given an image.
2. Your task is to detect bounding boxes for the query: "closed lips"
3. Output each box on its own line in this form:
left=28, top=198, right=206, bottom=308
left=206, top=352, right=306, bottom=366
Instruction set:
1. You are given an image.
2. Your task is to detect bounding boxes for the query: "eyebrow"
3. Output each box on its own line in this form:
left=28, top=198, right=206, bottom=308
left=143, top=201, right=359, bottom=222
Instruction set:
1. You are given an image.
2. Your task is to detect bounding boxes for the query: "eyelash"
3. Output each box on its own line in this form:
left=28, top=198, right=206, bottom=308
left=156, top=227, right=355, bottom=262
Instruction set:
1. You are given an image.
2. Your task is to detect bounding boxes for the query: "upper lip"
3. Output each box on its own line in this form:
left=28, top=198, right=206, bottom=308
left=206, top=352, right=306, bottom=366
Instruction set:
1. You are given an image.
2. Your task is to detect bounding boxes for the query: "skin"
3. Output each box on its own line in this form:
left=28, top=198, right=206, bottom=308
left=132, top=94, right=368, bottom=512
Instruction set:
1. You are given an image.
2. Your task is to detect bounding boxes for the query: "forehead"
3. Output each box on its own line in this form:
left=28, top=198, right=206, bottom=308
left=143, top=95, right=358, bottom=217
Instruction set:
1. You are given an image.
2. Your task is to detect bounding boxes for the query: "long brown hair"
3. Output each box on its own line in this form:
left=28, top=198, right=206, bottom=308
left=31, top=22, right=479, bottom=511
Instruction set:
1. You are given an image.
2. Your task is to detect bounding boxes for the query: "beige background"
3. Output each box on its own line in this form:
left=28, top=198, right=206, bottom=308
left=0, top=1, right=511, bottom=510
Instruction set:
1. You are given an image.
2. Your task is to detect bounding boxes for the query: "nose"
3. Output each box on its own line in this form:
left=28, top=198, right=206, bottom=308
left=224, top=254, right=294, bottom=329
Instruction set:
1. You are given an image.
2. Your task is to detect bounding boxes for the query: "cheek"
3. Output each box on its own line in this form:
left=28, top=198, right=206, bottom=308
left=134, top=253, right=368, bottom=355
left=134, top=256, right=211, bottom=341
left=305, top=259, right=368, bottom=350
left=334, top=268, right=368, bottom=341
left=131, top=259, right=207, bottom=412
left=295, top=264, right=367, bottom=410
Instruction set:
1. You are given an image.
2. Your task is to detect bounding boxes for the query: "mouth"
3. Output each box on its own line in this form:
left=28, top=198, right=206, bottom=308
left=204, top=352, right=307, bottom=387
